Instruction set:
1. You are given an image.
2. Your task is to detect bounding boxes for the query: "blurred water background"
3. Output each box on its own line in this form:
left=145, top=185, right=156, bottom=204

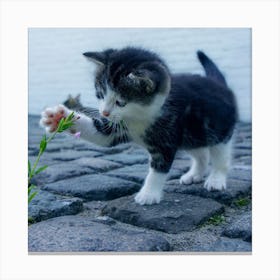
left=29, top=28, right=251, bottom=121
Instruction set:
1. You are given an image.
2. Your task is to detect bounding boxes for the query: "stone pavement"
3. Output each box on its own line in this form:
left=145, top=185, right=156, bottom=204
left=28, top=115, right=252, bottom=253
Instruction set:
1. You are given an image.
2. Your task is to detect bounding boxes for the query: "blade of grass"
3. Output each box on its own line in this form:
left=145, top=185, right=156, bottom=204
left=34, top=165, right=48, bottom=175
left=28, top=191, right=38, bottom=203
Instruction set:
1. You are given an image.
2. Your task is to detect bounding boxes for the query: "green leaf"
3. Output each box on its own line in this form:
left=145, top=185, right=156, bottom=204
left=61, top=122, right=74, bottom=131
left=28, top=184, right=37, bottom=195
left=28, top=191, right=38, bottom=203
left=56, top=118, right=65, bottom=132
left=28, top=217, right=35, bottom=224
left=39, top=135, right=47, bottom=153
left=28, top=160, right=31, bottom=176
left=57, top=112, right=75, bottom=133
left=66, top=111, right=75, bottom=121
left=34, top=165, right=48, bottom=175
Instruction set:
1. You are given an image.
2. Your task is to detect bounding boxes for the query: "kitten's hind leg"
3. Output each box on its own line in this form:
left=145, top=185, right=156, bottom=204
left=204, top=140, right=232, bottom=191
left=180, top=147, right=209, bottom=185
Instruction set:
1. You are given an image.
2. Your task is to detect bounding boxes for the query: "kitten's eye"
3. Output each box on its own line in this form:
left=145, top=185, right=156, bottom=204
left=115, top=100, right=126, bottom=107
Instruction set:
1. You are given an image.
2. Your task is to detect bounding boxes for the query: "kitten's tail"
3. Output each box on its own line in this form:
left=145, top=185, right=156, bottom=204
left=197, top=51, right=227, bottom=86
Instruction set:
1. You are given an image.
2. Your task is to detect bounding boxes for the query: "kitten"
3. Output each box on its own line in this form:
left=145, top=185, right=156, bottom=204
left=40, top=47, right=237, bottom=205
left=63, top=94, right=83, bottom=110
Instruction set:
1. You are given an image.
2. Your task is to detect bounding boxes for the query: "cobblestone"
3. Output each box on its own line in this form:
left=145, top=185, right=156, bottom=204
left=28, top=190, right=83, bottom=222
left=29, top=216, right=171, bottom=252
left=28, top=115, right=252, bottom=252
left=165, top=178, right=251, bottom=205
left=222, top=212, right=252, bottom=242
left=43, top=174, right=141, bottom=201
left=102, top=193, right=224, bottom=233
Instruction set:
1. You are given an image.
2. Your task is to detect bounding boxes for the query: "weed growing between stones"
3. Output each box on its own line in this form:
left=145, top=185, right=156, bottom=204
left=206, top=214, right=226, bottom=226
left=28, top=112, right=76, bottom=203
left=233, top=197, right=251, bottom=207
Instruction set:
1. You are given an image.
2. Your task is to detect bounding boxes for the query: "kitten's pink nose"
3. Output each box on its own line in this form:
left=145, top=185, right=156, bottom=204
left=102, top=111, right=110, bottom=117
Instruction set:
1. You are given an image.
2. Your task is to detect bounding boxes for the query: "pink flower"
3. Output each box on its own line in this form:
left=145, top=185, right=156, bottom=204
left=74, top=131, right=81, bottom=139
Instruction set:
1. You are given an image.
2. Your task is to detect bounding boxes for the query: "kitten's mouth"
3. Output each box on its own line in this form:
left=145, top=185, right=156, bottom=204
left=103, top=114, right=121, bottom=123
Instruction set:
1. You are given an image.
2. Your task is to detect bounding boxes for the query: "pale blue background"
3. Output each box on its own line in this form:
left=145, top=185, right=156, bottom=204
left=29, top=28, right=251, bottom=121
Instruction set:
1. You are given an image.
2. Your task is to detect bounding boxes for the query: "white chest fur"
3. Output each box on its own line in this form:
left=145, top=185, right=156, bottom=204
left=122, top=94, right=166, bottom=146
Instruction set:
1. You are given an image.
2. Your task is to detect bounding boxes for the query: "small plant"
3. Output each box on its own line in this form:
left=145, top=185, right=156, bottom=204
left=28, top=112, right=76, bottom=203
left=206, top=214, right=226, bottom=226
left=234, top=197, right=251, bottom=207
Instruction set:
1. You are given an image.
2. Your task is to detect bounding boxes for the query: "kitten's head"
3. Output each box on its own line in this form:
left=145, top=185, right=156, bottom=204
left=63, top=94, right=82, bottom=110
left=83, top=47, right=171, bottom=122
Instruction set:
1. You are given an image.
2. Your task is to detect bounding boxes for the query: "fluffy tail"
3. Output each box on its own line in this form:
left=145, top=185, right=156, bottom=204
left=197, top=50, right=227, bottom=86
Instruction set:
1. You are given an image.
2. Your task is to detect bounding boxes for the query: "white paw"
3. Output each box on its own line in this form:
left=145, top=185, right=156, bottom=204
left=204, top=173, right=227, bottom=191
left=40, top=104, right=69, bottom=133
left=134, top=188, right=162, bottom=205
left=180, top=171, right=204, bottom=185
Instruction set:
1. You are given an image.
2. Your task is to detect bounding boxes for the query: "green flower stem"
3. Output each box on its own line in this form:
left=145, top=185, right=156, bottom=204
left=28, top=111, right=76, bottom=204
left=28, top=131, right=57, bottom=184
left=28, top=150, right=43, bottom=184
left=28, top=112, right=75, bottom=184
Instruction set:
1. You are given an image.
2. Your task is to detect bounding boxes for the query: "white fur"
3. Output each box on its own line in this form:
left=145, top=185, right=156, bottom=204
left=40, top=99, right=232, bottom=206
left=121, top=95, right=166, bottom=145
left=204, top=141, right=232, bottom=190
left=40, top=105, right=114, bottom=146
left=100, top=89, right=166, bottom=146
left=180, top=147, right=209, bottom=185
left=180, top=141, right=232, bottom=191
left=99, top=86, right=118, bottom=116
left=134, top=168, right=167, bottom=205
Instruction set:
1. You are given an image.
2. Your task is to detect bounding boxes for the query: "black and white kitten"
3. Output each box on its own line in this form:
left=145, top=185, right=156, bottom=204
left=40, top=47, right=237, bottom=205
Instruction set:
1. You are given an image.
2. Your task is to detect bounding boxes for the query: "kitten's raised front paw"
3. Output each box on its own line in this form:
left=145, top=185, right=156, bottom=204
left=134, top=188, right=162, bottom=205
left=204, top=173, right=226, bottom=191
left=40, top=104, right=69, bottom=133
left=179, top=171, right=204, bottom=185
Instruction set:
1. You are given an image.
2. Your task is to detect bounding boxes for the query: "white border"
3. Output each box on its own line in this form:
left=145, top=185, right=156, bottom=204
left=0, top=0, right=279, bottom=280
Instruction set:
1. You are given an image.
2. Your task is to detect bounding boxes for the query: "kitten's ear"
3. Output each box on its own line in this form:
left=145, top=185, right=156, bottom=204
left=75, top=94, right=81, bottom=101
left=127, top=72, right=155, bottom=93
left=83, top=52, right=106, bottom=65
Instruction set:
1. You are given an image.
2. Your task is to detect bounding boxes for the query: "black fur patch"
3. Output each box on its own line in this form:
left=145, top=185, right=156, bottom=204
left=83, top=47, right=238, bottom=173
left=88, top=47, right=170, bottom=104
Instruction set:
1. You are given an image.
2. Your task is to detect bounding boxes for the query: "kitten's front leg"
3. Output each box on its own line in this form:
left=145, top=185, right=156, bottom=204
left=40, top=104, right=119, bottom=147
left=134, top=167, right=168, bottom=205
left=135, top=153, right=174, bottom=205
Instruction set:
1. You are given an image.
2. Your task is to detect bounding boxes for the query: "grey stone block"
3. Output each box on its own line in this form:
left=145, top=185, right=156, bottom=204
left=46, top=150, right=102, bottom=161
left=28, top=190, right=83, bottom=222
left=223, top=212, right=252, bottom=242
left=233, top=148, right=252, bottom=158
left=193, top=237, right=252, bottom=252
left=107, top=164, right=189, bottom=184
left=102, top=193, right=224, bottom=233
left=234, top=156, right=252, bottom=166
left=168, top=168, right=188, bottom=180
left=102, top=153, right=148, bottom=165
left=171, top=159, right=191, bottom=171
left=85, top=143, right=131, bottom=154
left=234, top=142, right=252, bottom=150
left=28, top=216, right=171, bottom=252
left=31, top=163, right=95, bottom=185
left=29, top=142, right=77, bottom=155
left=165, top=179, right=251, bottom=204
left=43, top=174, right=141, bottom=201
left=31, top=157, right=121, bottom=186
left=228, top=168, right=252, bottom=181
left=28, top=155, right=61, bottom=167
left=106, top=164, right=148, bottom=184
left=71, top=157, right=122, bottom=171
